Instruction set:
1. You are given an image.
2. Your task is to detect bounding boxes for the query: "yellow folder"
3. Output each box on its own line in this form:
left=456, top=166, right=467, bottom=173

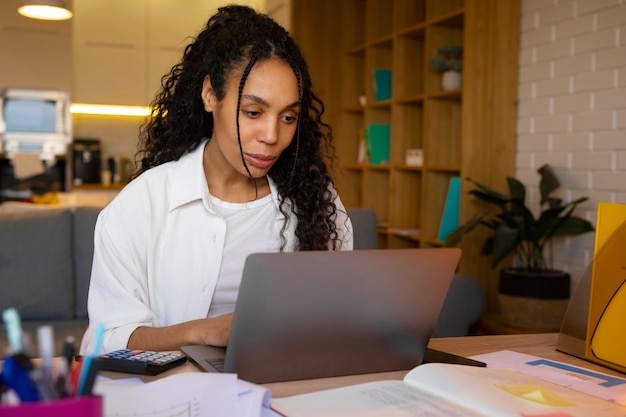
left=585, top=202, right=626, bottom=372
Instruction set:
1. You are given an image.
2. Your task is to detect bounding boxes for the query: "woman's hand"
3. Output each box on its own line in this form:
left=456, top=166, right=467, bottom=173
left=197, top=312, right=234, bottom=347
left=127, top=312, right=234, bottom=351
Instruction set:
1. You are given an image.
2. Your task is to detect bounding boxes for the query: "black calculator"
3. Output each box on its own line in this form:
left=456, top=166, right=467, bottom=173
left=98, top=349, right=187, bottom=376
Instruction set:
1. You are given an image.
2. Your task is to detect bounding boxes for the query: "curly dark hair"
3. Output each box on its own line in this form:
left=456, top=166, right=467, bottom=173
left=133, top=5, right=341, bottom=251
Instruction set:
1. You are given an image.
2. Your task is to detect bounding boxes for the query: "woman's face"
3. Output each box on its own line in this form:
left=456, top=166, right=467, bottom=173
left=202, top=58, right=300, bottom=179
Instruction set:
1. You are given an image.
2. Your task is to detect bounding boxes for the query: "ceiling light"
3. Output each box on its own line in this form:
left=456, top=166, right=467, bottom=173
left=18, top=0, right=73, bottom=21
left=70, top=103, right=152, bottom=117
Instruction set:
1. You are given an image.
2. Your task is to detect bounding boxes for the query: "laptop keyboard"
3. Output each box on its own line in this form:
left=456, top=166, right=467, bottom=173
left=204, top=358, right=225, bottom=372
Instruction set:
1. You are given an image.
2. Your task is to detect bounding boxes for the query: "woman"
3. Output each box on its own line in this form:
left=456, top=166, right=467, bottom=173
left=80, top=5, right=353, bottom=354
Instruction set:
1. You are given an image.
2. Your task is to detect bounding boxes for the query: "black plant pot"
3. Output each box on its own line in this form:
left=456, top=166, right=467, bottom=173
left=498, top=268, right=571, bottom=331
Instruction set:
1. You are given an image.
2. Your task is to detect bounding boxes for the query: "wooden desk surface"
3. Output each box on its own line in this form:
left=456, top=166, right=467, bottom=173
left=114, top=333, right=623, bottom=398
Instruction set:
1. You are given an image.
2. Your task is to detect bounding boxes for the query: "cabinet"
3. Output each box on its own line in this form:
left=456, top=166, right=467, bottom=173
left=72, top=0, right=217, bottom=106
left=0, top=0, right=71, bottom=91
left=292, top=0, right=520, bottom=313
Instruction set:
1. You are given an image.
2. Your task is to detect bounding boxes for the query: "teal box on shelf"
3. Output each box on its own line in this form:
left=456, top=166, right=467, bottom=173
left=366, top=123, right=390, bottom=165
left=373, top=69, right=392, bottom=101
left=437, top=176, right=461, bottom=242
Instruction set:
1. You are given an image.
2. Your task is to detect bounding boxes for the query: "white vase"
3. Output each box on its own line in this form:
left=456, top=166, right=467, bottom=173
left=442, top=70, right=462, bottom=90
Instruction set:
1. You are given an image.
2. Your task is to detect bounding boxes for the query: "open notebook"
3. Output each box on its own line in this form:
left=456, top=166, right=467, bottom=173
left=181, top=248, right=461, bottom=384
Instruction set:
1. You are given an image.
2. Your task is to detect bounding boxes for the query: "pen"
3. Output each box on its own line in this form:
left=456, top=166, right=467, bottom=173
left=63, top=335, right=76, bottom=370
left=35, top=325, right=58, bottom=400
left=2, top=308, right=24, bottom=354
left=77, top=322, right=105, bottom=396
left=55, top=356, right=71, bottom=398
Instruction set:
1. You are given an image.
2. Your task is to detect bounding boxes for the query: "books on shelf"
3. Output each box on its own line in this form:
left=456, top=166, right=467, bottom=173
left=437, top=176, right=460, bottom=242
left=271, top=362, right=626, bottom=417
left=373, top=69, right=392, bottom=101
left=366, top=123, right=390, bottom=165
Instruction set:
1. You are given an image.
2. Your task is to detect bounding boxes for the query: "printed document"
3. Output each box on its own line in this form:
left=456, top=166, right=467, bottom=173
left=271, top=363, right=626, bottom=417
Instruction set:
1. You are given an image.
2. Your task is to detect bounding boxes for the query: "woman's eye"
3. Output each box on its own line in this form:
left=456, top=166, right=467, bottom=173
left=282, top=114, right=297, bottom=123
left=244, top=110, right=261, bottom=118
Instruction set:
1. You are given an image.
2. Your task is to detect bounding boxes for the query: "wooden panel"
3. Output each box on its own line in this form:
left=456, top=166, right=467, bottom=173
left=460, top=0, right=520, bottom=313
left=362, top=168, right=389, bottom=225
left=426, top=0, right=464, bottom=19
left=389, top=169, right=421, bottom=228
left=394, top=0, right=426, bottom=30
left=391, top=103, right=423, bottom=164
left=393, top=36, right=425, bottom=98
left=366, top=0, right=393, bottom=41
left=424, top=98, right=462, bottom=167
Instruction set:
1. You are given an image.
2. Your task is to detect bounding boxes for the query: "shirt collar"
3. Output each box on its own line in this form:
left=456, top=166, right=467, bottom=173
left=168, top=139, right=210, bottom=212
left=167, top=138, right=285, bottom=215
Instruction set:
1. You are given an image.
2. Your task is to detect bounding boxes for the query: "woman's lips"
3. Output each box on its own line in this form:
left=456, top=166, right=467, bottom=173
left=245, top=153, right=276, bottom=170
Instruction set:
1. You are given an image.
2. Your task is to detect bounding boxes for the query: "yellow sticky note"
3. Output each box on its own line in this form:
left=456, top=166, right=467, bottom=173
left=497, top=384, right=578, bottom=407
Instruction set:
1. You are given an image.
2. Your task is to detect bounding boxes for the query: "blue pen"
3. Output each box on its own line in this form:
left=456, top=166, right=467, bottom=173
left=76, top=322, right=105, bottom=396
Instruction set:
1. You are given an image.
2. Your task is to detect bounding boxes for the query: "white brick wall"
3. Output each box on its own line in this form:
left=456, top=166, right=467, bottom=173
left=517, top=0, right=626, bottom=282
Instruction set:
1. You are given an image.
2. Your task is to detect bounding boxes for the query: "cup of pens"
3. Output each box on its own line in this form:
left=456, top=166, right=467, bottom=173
left=1, top=308, right=103, bottom=416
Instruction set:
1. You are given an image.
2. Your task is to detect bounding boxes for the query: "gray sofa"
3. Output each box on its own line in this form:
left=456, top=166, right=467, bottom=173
left=0, top=206, right=101, bottom=356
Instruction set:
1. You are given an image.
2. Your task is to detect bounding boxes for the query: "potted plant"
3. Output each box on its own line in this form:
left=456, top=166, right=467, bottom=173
left=444, top=164, right=595, bottom=330
left=428, top=45, right=463, bottom=90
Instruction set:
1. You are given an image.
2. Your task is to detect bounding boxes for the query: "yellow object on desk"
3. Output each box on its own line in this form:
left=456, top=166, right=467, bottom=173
left=30, top=192, right=59, bottom=205
left=586, top=202, right=626, bottom=373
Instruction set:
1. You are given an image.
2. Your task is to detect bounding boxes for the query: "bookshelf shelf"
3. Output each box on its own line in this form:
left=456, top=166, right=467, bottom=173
left=292, top=0, right=520, bottom=313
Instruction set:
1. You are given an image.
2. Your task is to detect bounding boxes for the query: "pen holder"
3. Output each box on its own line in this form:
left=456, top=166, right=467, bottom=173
left=0, top=395, right=102, bottom=417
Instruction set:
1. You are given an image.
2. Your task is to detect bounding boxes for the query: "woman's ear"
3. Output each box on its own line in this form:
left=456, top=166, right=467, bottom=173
left=201, top=75, right=216, bottom=112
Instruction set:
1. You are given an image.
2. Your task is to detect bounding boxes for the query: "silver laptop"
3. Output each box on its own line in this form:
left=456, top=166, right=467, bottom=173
left=181, top=248, right=461, bottom=384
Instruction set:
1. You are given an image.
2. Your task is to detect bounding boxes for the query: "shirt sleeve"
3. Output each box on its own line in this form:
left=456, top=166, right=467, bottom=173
left=81, top=203, right=154, bottom=354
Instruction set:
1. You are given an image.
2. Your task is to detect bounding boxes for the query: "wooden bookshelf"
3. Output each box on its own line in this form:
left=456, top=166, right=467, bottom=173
left=291, top=0, right=520, bottom=313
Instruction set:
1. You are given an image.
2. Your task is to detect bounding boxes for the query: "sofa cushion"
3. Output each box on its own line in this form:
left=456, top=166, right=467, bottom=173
left=73, top=206, right=101, bottom=319
left=0, top=208, right=74, bottom=320
left=346, top=208, right=378, bottom=249
left=434, top=275, right=484, bottom=337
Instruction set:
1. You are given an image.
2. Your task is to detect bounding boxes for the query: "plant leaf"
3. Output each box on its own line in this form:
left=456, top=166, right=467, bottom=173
left=507, top=177, right=526, bottom=202
left=466, top=178, right=510, bottom=201
left=443, top=213, right=486, bottom=246
left=552, top=217, right=595, bottom=235
left=491, top=225, right=519, bottom=268
left=538, top=164, right=560, bottom=204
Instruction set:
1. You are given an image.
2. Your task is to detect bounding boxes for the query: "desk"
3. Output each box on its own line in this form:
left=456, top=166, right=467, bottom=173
left=101, top=333, right=623, bottom=398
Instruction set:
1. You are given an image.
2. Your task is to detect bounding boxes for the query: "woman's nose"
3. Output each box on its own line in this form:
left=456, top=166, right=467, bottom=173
left=259, top=118, right=279, bottom=144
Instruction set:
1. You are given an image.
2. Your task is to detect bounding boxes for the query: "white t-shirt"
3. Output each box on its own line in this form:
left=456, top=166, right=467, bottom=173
left=208, top=193, right=281, bottom=317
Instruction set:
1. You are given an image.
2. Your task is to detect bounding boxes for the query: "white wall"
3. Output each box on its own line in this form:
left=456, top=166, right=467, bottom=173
left=517, top=0, right=626, bottom=283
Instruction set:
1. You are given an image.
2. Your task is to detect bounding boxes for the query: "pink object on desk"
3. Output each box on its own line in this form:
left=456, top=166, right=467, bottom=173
left=0, top=395, right=102, bottom=417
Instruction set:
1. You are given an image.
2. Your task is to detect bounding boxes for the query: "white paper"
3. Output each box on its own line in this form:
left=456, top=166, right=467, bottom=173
left=470, top=350, right=626, bottom=406
left=11, top=153, right=45, bottom=179
left=95, top=372, right=270, bottom=417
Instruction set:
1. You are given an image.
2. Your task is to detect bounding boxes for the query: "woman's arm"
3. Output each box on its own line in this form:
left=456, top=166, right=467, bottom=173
left=127, top=313, right=233, bottom=351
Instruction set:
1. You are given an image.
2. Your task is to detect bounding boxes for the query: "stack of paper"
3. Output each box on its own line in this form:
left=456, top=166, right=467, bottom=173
left=95, top=372, right=277, bottom=417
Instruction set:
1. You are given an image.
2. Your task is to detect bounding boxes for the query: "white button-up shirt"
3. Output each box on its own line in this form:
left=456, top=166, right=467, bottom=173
left=81, top=140, right=353, bottom=353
